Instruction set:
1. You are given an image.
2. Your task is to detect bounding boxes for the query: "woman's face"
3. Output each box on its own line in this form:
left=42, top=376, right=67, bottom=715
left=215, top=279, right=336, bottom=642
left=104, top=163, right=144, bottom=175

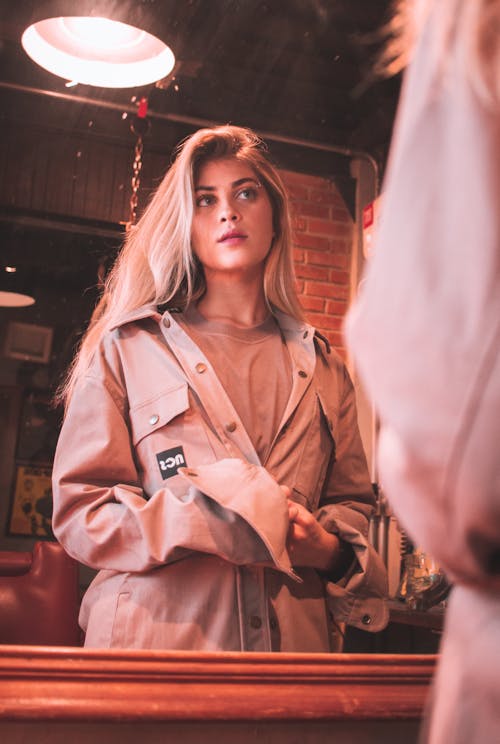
left=191, top=157, right=274, bottom=281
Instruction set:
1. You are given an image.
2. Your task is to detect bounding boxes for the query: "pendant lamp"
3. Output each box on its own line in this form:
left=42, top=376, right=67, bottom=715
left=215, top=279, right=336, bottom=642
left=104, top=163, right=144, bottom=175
left=0, top=266, right=36, bottom=308
left=21, top=1, right=175, bottom=88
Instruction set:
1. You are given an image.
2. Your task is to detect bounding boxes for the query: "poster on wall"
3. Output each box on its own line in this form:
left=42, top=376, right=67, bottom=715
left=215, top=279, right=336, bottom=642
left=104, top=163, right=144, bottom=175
left=5, top=389, right=59, bottom=539
left=7, top=463, right=54, bottom=539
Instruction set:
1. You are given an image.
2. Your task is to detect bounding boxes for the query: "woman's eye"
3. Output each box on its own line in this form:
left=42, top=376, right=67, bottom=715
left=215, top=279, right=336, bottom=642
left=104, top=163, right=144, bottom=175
left=236, top=187, right=257, bottom=201
left=196, top=194, right=215, bottom=207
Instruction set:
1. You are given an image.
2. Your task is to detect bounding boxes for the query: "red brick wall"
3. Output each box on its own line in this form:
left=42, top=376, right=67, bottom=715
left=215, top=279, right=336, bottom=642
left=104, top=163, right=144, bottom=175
left=281, top=170, right=353, bottom=359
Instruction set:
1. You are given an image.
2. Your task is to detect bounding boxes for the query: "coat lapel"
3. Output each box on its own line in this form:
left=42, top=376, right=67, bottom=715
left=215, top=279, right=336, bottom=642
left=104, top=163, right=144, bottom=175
left=273, top=311, right=317, bottom=432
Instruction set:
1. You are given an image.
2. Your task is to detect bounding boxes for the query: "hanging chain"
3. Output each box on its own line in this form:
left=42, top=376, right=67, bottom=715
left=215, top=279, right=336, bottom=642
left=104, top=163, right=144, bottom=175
left=127, top=133, right=144, bottom=229
left=126, top=97, right=150, bottom=231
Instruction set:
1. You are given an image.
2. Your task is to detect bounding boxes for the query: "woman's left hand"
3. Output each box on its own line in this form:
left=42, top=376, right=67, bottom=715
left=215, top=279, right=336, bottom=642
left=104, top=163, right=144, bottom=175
left=286, top=499, right=341, bottom=572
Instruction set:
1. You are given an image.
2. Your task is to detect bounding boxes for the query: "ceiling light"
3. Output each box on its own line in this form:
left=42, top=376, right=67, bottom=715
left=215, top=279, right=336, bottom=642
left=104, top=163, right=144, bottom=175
left=0, top=267, right=36, bottom=308
left=21, top=16, right=175, bottom=88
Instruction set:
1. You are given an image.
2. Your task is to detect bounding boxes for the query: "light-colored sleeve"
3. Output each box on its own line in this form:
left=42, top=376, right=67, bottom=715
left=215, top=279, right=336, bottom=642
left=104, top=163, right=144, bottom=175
left=345, top=1, right=500, bottom=594
left=52, top=350, right=293, bottom=576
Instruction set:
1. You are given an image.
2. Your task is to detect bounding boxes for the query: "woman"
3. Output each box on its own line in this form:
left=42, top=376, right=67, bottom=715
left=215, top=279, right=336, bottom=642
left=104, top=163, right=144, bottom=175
left=52, top=125, right=387, bottom=651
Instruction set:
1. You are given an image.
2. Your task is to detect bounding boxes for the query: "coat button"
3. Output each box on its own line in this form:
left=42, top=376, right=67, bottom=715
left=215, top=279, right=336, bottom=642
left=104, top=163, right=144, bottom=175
left=298, top=370, right=307, bottom=378
left=149, top=414, right=159, bottom=425
left=249, top=615, right=262, bottom=629
left=303, top=330, right=308, bottom=338
left=195, top=362, right=207, bottom=373
left=225, top=421, right=237, bottom=432
left=361, top=614, right=372, bottom=626
left=163, top=317, right=171, bottom=328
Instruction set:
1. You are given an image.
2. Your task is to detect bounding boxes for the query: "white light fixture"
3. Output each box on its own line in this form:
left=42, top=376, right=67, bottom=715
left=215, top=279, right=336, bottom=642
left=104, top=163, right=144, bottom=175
left=0, top=267, right=36, bottom=308
left=21, top=16, right=175, bottom=88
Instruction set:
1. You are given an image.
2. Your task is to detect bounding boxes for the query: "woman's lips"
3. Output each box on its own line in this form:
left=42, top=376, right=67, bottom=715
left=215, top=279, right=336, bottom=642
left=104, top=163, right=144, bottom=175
left=218, top=231, right=247, bottom=242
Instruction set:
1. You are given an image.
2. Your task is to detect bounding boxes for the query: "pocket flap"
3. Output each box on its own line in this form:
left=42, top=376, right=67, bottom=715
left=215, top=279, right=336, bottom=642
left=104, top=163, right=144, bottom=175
left=129, top=384, right=189, bottom=445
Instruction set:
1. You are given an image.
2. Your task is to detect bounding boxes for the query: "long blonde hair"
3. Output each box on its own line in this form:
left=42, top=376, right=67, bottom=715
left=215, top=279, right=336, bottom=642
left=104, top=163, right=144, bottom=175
left=57, top=124, right=304, bottom=406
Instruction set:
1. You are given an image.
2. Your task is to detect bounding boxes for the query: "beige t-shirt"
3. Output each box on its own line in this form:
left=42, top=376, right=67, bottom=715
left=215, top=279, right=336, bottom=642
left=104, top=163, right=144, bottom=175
left=178, top=304, right=292, bottom=464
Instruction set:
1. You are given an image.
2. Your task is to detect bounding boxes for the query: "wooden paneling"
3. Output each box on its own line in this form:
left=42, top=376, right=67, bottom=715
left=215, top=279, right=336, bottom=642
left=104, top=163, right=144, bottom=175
left=0, top=121, right=169, bottom=225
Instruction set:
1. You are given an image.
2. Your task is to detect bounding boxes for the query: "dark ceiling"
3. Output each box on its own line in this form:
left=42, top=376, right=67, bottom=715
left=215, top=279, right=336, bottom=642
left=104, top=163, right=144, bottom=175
left=0, top=0, right=401, bottom=170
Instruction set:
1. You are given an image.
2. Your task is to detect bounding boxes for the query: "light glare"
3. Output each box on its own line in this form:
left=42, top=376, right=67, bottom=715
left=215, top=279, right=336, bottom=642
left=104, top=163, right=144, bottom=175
left=22, top=16, right=175, bottom=88
left=62, top=17, right=145, bottom=51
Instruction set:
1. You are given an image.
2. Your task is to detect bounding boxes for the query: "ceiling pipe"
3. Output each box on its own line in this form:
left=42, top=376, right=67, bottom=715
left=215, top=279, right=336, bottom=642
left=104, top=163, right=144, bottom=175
left=0, top=80, right=379, bottom=191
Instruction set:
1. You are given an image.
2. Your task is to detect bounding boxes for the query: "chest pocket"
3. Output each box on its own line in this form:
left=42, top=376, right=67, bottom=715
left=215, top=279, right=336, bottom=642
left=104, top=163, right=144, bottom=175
left=129, top=383, right=217, bottom=493
left=130, top=384, right=189, bottom=446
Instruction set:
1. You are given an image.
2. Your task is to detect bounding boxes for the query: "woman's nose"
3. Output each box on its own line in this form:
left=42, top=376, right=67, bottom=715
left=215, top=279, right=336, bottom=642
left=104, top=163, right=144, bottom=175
left=219, top=201, right=240, bottom=222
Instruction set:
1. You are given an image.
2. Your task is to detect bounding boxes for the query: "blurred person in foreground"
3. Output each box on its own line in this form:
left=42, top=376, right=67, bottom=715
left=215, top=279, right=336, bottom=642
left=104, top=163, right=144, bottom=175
left=346, top=1, right=500, bottom=742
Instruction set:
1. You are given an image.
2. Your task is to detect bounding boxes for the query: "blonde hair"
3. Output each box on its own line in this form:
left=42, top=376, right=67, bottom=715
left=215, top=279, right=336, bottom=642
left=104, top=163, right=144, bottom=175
left=377, top=0, right=500, bottom=106
left=57, top=125, right=304, bottom=406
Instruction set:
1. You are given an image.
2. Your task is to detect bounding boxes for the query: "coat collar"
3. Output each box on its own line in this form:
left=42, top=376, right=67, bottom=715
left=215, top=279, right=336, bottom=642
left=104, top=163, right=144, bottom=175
left=110, top=305, right=319, bottom=338
left=109, top=305, right=327, bottom=372
left=109, top=303, right=161, bottom=331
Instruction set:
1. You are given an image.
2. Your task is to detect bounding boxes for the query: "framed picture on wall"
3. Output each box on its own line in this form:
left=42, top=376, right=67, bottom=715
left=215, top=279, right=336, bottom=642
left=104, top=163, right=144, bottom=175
left=7, top=463, right=54, bottom=539
left=4, top=321, right=54, bottom=364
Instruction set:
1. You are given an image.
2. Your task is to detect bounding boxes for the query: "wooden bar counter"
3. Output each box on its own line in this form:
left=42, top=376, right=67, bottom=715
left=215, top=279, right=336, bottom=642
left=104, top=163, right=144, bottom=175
left=0, top=645, right=436, bottom=743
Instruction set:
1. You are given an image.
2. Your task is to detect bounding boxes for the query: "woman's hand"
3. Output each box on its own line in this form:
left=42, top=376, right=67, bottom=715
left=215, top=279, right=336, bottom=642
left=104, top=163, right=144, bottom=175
left=286, top=499, right=341, bottom=572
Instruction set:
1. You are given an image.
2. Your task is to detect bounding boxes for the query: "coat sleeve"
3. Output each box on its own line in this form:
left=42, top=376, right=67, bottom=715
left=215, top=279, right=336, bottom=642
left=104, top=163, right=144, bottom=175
left=52, top=344, right=291, bottom=575
left=314, top=359, right=389, bottom=631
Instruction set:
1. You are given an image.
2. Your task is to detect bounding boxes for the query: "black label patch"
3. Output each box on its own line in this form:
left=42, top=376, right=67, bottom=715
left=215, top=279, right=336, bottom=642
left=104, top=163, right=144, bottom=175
left=156, top=446, right=186, bottom=480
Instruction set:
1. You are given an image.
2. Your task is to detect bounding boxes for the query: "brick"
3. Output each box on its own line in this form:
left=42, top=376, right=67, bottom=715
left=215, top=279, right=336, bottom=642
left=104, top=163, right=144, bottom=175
left=285, top=183, right=308, bottom=200
left=308, top=218, right=353, bottom=239
left=331, top=206, right=351, bottom=221
left=331, top=222, right=354, bottom=239
left=329, top=269, right=350, bottom=285
left=331, top=239, right=351, bottom=254
left=295, top=263, right=329, bottom=280
left=281, top=170, right=328, bottom=189
left=293, top=201, right=330, bottom=220
left=304, top=281, right=340, bottom=299
left=306, top=250, right=348, bottom=269
left=309, top=188, right=338, bottom=206
left=291, top=215, right=307, bottom=231
left=333, top=285, right=350, bottom=300
left=298, top=295, right=325, bottom=312
left=305, top=281, right=349, bottom=299
left=325, top=299, right=348, bottom=315
left=305, top=312, right=344, bottom=331
left=294, top=232, right=331, bottom=251
left=293, top=248, right=305, bottom=263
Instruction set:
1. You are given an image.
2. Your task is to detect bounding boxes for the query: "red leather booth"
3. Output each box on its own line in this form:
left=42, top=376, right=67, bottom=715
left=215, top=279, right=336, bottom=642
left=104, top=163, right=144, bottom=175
left=0, top=541, right=81, bottom=646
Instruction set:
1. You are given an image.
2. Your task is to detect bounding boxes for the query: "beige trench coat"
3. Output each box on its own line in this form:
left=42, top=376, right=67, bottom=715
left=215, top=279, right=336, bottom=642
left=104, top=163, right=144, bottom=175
left=52, top=307, right=388, bottom=651
left=346, top=1, right=500, bottom=741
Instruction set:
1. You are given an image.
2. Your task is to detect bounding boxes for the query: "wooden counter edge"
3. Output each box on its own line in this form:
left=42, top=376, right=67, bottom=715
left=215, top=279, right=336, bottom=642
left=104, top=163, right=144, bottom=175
left=0, top=646, right=436, bottom=723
